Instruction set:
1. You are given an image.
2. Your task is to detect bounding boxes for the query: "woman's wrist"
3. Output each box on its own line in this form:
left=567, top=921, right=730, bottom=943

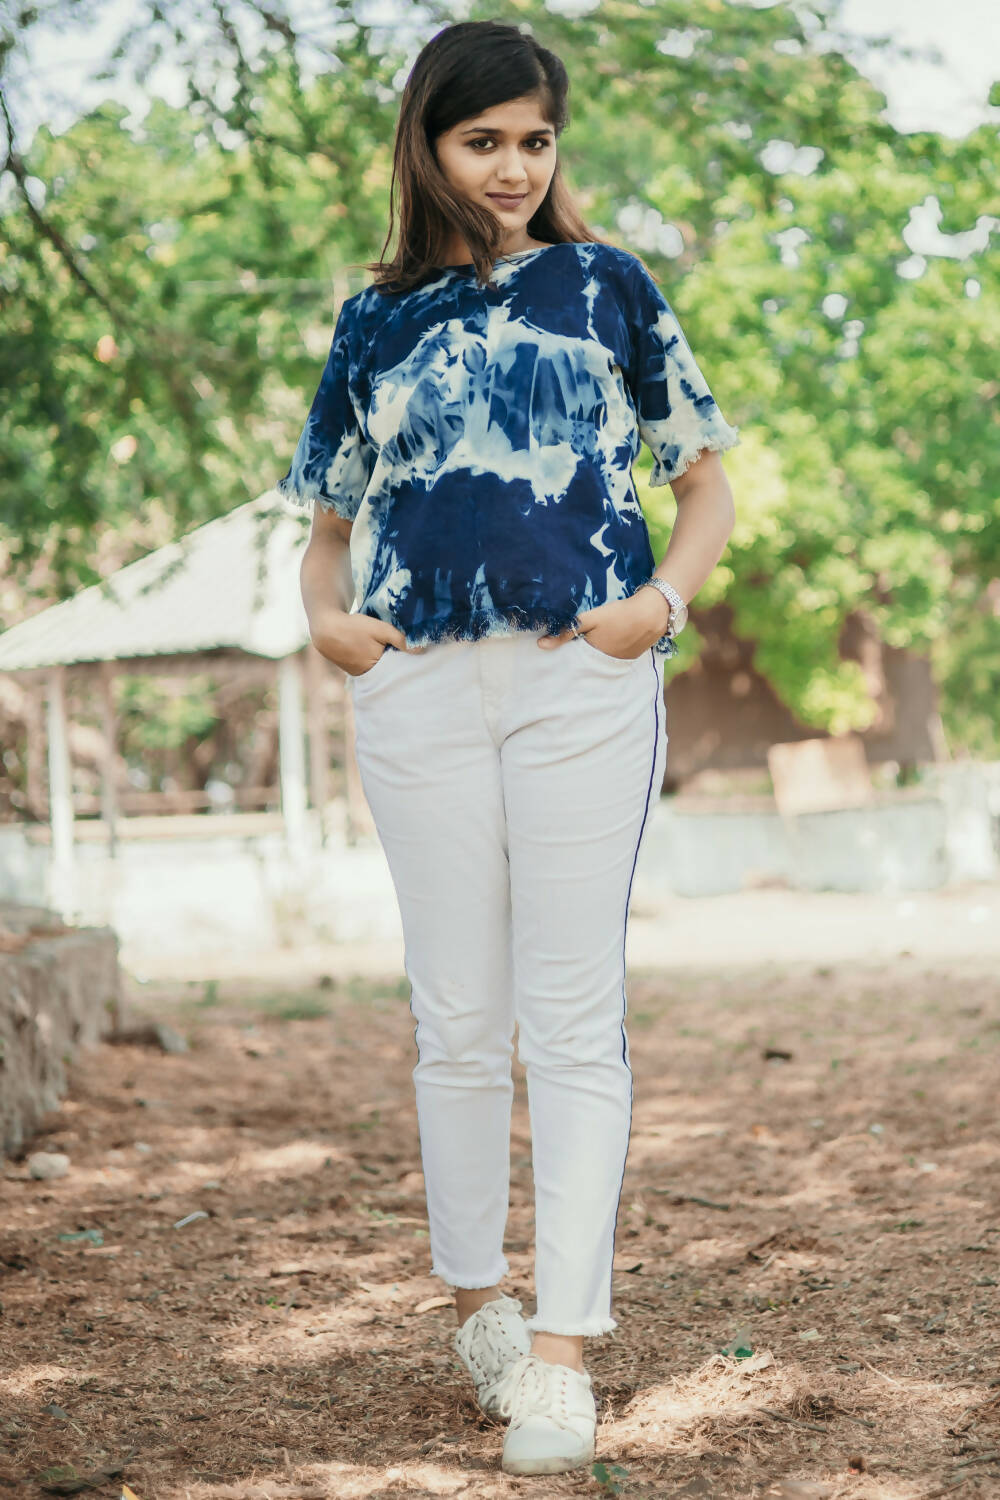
left=306, top=602, right=352, bottom=647
left=631, top=584, right=673, bottom=642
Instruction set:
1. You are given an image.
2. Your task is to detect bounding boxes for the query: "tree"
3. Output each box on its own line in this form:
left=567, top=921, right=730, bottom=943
left=1, top=0, right=997, bottom=748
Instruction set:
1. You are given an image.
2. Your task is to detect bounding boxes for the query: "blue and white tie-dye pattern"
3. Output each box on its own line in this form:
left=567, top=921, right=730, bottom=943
left=277, top=241, right=739, bottom=658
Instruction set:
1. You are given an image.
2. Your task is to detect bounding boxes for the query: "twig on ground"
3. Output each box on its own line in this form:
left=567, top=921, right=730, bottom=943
left=918, top=1479, right=970, bottom=1500
left=954, top=1392, right=1000, bottom=1426
left=835, top=1409, right=877, bottom=1430
left=854, top=1355, right=903, bottom=1385
left=952, top=1452, right=1000, bottom=1470
left=755, top=1406, right=829, bottom=1435
left=650, top=1189, right=731, bottom=1210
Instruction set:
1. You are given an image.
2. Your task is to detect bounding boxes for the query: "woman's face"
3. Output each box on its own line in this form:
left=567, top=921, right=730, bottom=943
left=434, top=94, right=557, bottom=237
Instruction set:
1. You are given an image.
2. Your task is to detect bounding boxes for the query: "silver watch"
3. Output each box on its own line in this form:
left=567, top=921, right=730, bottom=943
left=640, top=576, right=688, bottom=637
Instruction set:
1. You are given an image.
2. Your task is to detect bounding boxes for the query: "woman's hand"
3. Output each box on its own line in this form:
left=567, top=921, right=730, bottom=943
left=309, top=606, right=419, bottom=676
left=301, top=507, right=426, bottom=674
left=538, top=589, right=672, bottom=658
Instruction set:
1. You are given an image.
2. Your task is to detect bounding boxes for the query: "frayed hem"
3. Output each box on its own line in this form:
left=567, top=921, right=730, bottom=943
left=274, top=477, right=360, bottom=523
left=377, top=603, right=590, bottom=651
left=524, top=1315, right=619, bottom=1337
left=647, top=423, right=741, bottom=488
left=432, top=1260, right=511, bottom=1290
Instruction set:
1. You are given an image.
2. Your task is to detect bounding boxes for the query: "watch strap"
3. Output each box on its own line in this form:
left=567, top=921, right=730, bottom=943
left=638, top=576, right=686, bottom=649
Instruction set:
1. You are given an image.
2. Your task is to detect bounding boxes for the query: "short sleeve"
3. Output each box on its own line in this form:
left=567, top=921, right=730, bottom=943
left=623, top=257, right=740, bottom=486
left=275, top=296, right=376, bottom=522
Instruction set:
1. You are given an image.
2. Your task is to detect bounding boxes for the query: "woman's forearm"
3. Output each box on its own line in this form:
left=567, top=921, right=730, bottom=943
left=653, top=479, right=736, bottom=605
left=300, top=530, right=355, bottom=631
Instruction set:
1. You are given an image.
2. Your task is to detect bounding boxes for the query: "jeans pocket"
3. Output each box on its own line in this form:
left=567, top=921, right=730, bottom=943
left=350, top=644, right=396, bottom=685
left=578, top=634, right=641, bottom=669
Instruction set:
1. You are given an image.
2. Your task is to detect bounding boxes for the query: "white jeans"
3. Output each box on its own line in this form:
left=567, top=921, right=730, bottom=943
left=348, top=626, right=668, bottom=1336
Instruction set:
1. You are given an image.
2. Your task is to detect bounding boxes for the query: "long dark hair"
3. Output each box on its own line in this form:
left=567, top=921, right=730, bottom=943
left=366, top=21, right=607, bottom=295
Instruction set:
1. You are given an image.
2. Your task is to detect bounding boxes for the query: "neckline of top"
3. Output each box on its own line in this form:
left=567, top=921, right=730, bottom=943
left=440, top=242, right=567, bottom=272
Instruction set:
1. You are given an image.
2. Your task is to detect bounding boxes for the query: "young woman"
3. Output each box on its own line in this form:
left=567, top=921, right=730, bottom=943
left=279, top=19, right=739, bottom=1478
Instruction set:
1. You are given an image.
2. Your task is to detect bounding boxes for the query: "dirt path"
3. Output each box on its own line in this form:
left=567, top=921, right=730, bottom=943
left=2, top=946, right=999, bottom=1498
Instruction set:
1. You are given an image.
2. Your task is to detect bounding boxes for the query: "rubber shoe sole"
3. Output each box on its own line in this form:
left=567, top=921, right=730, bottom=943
left=501, top=1425, right=596, bottom=1475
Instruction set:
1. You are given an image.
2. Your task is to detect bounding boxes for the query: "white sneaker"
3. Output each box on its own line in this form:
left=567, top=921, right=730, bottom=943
left=497, top=1352, right=597, bottom=1475
left=452, top=1293, right=533, bottom=1417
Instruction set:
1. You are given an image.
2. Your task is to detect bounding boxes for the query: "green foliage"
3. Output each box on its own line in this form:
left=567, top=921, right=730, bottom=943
left=1, top=0, right=997, bottom=748
left=591, top=1461, right=630, bottom=1496
left=931, top=598, right=1000, bottom=757
left=116, top=674, right=219, bottom=750
left=100, top=672, right=273, bottom=796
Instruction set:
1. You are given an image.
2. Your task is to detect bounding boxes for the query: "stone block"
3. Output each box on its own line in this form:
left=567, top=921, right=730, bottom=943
left=0, top=902, right=122, bottom=1158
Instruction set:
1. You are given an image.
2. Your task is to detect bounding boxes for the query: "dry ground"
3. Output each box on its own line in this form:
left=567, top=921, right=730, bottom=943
left=1, top=949, right=999, bottom=1499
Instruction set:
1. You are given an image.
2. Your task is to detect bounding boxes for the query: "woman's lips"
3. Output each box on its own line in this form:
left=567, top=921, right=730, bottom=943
left=487, top=193, right=527, bottom=206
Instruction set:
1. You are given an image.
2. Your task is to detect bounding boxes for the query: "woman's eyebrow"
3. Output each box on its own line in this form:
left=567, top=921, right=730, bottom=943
left=459, top=124, right=554, bottom=136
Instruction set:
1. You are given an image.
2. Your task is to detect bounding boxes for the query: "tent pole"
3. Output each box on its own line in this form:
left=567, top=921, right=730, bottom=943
left=305, top=642, right=330, bottom=844
left=278, top=652, right=308, bottom=858
left=25, top=683, right=45, bottom=820
left=46, top=665, right=76, bottom=914
left=98, top=661, right=119, bottom=857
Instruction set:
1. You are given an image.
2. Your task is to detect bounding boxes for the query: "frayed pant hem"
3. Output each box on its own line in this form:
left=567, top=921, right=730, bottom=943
left=432, top=1260, right=510, bottom=1290
left=524, top=1315, right=619, bottom=1336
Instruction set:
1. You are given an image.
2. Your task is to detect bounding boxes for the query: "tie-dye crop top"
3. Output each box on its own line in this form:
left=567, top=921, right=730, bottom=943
left=276, top=240, right=740, bottom=658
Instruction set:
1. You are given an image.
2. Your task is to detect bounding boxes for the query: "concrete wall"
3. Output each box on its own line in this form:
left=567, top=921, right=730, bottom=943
left=634, top=764, right=999, bottom=899
left=0, top=828, right=48, bottom=906
left=636, top=796, right=951, bottom=900
left=0, top=765, right=996, bottom=968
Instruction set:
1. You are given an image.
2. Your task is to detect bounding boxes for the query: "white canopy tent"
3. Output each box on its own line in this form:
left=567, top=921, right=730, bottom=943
left=0, top=495, right=365, bottom=908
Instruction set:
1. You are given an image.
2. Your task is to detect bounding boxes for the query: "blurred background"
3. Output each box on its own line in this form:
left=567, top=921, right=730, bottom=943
left=0, top=0, right=998, bottom=967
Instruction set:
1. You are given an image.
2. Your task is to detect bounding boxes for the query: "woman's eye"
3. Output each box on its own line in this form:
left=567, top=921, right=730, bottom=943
left=469, top=138, right=548, bottom=150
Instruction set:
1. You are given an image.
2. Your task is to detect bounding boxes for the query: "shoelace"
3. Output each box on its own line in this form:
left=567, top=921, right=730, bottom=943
left=495, top=1353, right=584, bottom=1432
left=459, top=1300, right=523, bottom=1383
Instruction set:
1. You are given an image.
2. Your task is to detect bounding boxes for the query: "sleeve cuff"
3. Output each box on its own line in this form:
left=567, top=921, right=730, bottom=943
left=275, top=474, right=360, bottom=522
left=647, top=423, right=741, bottom=487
